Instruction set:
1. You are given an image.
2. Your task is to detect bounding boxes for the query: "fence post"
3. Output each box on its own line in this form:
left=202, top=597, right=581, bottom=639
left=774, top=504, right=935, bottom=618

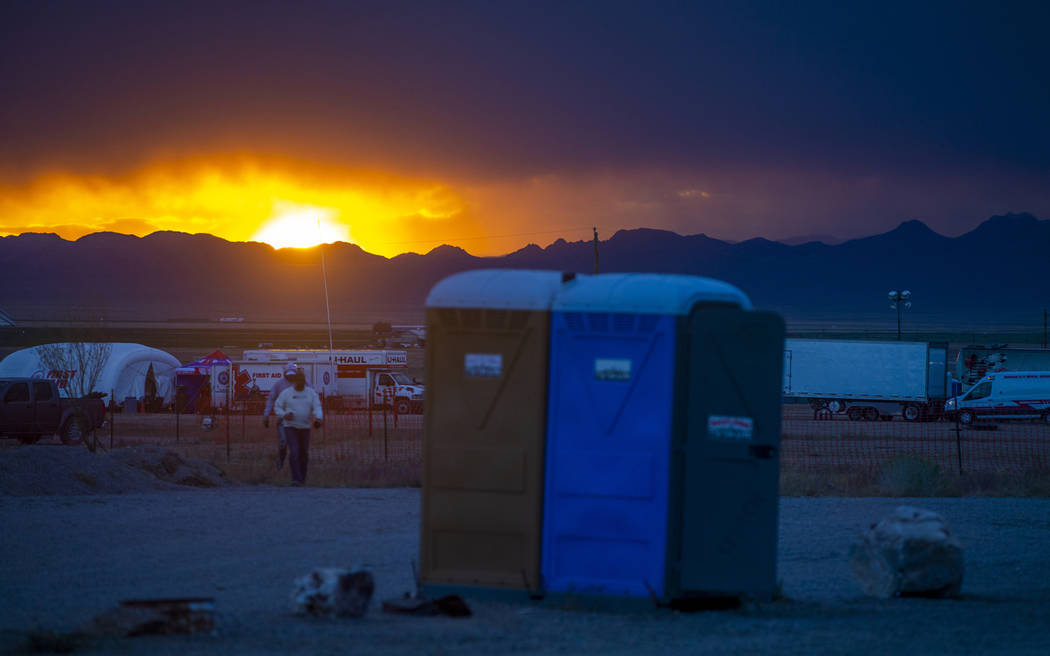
left=175, top=384, right=183, bottom=443
left=225, top=387, right=231, bottom=464
left=109, top=403, right=114, bottom=450
left=383, top=404, right=389, bottom=462
left=954, top=412, right=963, bottom=475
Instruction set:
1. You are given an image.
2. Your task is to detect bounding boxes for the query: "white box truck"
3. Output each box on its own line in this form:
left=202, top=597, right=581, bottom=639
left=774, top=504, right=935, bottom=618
left=944, top=371, right=1050, bottom=425
left=240, top=349, right=423, bottom=413
left=783, top=339, right=950, bottom=421
left=209, top=361, right=338, bottom=410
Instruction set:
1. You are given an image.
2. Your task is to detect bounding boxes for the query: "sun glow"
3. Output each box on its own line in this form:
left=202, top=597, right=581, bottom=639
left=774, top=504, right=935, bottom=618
left=252, top=204, right=351, bottom=249
left=0, top=156, right=469, bottom=256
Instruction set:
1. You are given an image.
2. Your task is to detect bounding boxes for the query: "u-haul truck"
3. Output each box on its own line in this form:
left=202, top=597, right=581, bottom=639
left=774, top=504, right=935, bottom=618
left=240, top=349, right=423, bottom=413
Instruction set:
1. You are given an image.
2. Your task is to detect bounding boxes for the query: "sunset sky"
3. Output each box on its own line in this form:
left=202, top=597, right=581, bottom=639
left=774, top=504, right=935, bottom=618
left=1, top=1, right=1048, bottom=256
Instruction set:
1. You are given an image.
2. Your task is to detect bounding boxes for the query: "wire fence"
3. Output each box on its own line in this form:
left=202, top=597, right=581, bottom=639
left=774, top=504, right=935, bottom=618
left=780, top=404, right=1050, bottom=475
left=83, top=402, right=1050, bottom=487
left=89, top=405, right=423, bottom=486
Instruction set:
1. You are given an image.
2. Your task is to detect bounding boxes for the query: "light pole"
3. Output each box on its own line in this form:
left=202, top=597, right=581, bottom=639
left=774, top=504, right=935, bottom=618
left=888, top=290, right=912, bottom=340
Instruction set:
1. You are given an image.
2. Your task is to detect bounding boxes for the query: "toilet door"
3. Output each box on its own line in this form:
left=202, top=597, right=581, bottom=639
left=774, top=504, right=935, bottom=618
left=679, top=307, right=784, bottom=599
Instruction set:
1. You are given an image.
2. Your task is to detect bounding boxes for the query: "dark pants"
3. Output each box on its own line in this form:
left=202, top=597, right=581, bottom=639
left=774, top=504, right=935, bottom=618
left=282, top=427, right=311, bottom=484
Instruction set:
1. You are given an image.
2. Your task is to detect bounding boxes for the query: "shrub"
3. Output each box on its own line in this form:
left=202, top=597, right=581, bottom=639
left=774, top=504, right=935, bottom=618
left=877, top=455, right=950, bottom=496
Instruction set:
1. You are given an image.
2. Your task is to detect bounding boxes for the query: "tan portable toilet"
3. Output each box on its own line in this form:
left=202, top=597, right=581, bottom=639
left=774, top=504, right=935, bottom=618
left=421, top=269, right=570, bottom=596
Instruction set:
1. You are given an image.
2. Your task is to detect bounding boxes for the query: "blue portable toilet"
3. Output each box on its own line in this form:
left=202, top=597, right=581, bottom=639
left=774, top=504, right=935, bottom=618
left=541, top=274, right=784, bottom=603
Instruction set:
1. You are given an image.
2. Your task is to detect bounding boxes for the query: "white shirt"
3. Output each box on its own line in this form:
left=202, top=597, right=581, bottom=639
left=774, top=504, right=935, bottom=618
left=274, top=386, right=323, bottom=429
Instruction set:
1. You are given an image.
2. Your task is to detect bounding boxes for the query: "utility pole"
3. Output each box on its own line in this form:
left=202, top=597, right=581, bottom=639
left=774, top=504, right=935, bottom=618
left=1043, top=308, right=1047, bottom=348
left=888, top=290, right=911, bottom=341
left=592, top=227, right=600, bottom=272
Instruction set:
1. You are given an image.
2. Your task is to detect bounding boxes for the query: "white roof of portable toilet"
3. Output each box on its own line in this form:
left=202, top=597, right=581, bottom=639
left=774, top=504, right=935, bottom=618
left=0, top=342, right=181, bottom=402
left=552, top=273, right=751, bottom=315
left=425, top=269, right=574, bottom=310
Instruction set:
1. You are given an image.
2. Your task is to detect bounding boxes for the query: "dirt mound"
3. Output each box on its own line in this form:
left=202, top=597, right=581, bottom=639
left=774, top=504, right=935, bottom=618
left=0, top=445, right=231, bottom=496
left=110, top=446, right=228, bottom=488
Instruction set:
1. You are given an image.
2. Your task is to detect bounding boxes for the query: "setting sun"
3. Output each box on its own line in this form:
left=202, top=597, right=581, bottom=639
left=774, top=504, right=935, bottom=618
left=0, top=156, right=470, bottom=256
left=251, top=204, right=351, bottom=249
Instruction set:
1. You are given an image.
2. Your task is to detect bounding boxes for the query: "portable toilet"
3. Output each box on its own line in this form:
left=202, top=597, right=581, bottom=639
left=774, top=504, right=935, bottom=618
left=541, top=273, right=784, bottom=603
left=421, top=269, right=575, bottom=595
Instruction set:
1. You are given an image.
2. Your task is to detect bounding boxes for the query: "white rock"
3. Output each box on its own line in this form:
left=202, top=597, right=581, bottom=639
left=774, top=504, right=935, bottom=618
left=849, top=506, right=964, bottom=599
left=291, top=567, right=374, bottom=617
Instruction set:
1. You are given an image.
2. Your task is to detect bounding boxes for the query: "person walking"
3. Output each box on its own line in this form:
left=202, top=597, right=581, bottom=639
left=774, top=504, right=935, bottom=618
left=263, top=364, right=302, bottom=470
left=274, top=371, right=323, bottom=486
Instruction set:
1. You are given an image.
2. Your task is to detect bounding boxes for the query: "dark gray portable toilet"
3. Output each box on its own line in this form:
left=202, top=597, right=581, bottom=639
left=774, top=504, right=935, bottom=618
left=542, top=274, right=784, bottom=603
left=421, top=269, right=570, bottom=596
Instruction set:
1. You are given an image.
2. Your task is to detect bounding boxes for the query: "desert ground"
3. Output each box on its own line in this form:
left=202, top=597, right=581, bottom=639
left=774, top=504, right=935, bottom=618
left=2, top=487, right=1048, bottom=655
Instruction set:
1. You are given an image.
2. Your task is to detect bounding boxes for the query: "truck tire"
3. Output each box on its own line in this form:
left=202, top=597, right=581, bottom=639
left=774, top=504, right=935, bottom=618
left=862, top=407, right=879, bottom=421
left=1041, top=412, right=1050, bottom=425
left=846, top=407, right=862, bottom=421
left=60, top=415, right=85, bottom=445
left=958, top=410, right=975, bottom=425
left=395, top=398, right=411, bottom=415
left=902, top=404, right=921, bottom=422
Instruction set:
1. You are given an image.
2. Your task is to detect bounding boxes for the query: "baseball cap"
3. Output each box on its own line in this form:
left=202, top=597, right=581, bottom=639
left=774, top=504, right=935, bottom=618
left=283, top=364, right=298, bottom=376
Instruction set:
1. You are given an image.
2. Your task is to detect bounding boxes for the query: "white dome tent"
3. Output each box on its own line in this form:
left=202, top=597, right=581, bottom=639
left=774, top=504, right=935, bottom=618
left=0, top=343, right=181, bottom=404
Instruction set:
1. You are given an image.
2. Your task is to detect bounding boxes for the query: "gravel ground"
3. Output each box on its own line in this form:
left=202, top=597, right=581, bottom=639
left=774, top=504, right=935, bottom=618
left=1, top=490, right=1049, bottom=655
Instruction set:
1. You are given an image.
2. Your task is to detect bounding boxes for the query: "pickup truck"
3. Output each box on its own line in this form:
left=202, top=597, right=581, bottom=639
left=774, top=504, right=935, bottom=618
left=0, top=378, right=107, bottom=445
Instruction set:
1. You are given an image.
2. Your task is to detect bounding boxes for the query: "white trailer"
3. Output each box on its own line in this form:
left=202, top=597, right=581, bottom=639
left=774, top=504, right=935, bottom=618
left=240, top=349, right=422, bottom=413
left=783, top=339, right=949, bottom=421
left=207, top=360, right=338, bottom=409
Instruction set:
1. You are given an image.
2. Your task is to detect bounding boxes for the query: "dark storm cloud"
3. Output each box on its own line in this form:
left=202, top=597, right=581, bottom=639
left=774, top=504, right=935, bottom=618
left=3, top=1, right=1047, bottom=176
left=1, top=0, right=1048, bottom=243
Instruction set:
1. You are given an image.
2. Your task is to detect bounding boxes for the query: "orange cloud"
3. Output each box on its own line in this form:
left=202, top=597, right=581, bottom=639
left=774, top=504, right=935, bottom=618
left=0, top=155, right=469, bottom=256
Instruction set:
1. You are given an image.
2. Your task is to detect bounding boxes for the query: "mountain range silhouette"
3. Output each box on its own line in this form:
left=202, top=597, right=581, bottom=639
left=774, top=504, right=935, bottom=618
left=2, top=213, right=1047, bottom=326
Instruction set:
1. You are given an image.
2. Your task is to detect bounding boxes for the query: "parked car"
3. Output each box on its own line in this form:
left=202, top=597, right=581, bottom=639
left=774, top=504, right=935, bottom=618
left=0, top=378, right=107, bottom=444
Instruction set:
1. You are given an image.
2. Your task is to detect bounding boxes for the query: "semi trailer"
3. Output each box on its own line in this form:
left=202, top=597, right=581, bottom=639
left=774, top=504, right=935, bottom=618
left=783, top=339, right=950, bottom=421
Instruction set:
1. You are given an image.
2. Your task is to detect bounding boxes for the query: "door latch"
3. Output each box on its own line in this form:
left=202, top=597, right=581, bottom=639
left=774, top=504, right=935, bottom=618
left=749, top=445, right=776, bottom=459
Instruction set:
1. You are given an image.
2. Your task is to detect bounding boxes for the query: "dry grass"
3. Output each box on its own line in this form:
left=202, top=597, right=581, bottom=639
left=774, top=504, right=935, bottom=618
left=780, top=460, right=1050, bottom=497
left=96, top=409, right=1050, bottom=495
left=222, top=458, right=421, bottom=488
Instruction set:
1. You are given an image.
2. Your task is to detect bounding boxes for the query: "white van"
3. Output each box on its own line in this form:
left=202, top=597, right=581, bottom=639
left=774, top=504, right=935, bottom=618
left=944, top=372, right=1050, bottom=425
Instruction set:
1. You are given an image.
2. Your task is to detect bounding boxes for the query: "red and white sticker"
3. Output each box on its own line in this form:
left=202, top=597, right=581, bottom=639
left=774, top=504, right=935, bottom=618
left=708, top=415, right=754, bottom=440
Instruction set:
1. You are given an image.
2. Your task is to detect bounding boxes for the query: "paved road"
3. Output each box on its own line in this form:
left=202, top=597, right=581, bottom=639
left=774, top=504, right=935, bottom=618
left=2, top=490, right=1048, bottom=655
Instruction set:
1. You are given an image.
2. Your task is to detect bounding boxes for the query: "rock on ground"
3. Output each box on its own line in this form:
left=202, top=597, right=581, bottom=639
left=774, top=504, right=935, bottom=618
left=291, top=568, right=375, bottom=618
left=849, top=505, right=964, bottom=598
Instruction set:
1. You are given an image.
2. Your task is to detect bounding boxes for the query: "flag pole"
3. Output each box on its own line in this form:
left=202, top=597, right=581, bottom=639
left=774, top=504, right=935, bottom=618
left=318, top=220, right=336, bottom=407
